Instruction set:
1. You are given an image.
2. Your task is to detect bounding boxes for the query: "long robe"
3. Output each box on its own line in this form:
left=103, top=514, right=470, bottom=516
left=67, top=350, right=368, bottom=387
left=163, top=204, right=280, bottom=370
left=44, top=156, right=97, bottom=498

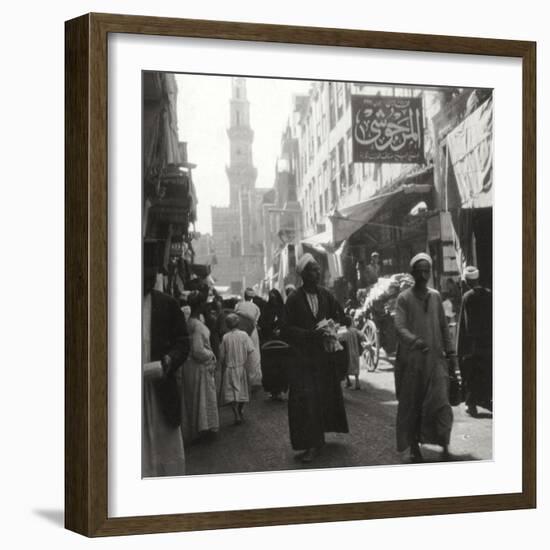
left=283, top=286, right=349, bottom=451
left=339, top=327, right=366, bottom=376
left=181, top=318, right=219, bottom=444
left=235, top=300, right=262, bottom=386
left=219, top=329, right=253, bottom=404
left=394, top=287, right=454, bottom=452
left=457, top=286, right=493, bottom=410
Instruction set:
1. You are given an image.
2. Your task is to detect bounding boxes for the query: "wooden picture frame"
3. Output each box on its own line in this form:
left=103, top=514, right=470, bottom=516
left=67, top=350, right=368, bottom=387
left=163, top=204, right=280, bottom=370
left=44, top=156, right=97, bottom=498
left=65, top=12, right=536, bottom=537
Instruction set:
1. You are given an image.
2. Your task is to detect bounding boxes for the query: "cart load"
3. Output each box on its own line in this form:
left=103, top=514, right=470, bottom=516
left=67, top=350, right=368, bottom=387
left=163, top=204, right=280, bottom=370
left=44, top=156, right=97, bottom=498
left=354, top=273, right=414, bottom=371
left=358, top=273, right=415, bottom=316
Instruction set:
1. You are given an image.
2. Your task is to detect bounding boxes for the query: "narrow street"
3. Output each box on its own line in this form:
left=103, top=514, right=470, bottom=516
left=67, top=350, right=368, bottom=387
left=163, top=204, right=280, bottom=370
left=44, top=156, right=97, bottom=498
left=185, top=354, right=493, bottom=475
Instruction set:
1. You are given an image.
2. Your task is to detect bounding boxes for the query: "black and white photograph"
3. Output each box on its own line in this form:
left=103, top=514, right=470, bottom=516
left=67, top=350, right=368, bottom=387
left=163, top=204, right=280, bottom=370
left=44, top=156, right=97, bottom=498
left=142, top=71, right=494, bottom=478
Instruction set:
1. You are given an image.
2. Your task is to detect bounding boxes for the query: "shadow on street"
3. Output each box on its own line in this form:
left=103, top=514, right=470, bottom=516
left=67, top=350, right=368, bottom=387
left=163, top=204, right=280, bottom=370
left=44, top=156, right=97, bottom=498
left=185, top=356, right=492, bottom=476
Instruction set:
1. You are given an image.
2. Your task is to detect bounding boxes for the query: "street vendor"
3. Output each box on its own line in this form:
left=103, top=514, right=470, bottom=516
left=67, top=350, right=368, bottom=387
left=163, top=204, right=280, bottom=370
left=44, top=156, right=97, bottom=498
left=283, top=253, right=349, bottom=464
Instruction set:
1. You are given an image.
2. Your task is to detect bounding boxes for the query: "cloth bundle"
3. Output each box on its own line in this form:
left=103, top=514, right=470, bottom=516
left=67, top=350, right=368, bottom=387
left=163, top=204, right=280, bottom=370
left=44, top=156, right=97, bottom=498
left=316, top=318, right=344, bottom=353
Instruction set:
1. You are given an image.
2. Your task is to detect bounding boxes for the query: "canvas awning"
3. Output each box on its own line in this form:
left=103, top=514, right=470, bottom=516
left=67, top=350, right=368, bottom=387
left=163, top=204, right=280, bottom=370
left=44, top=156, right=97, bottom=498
left=301, top=230, right=332, bottom=246
left=330, top=182, right=433, bottom=243
left=446, top=97, right=493, bottom=208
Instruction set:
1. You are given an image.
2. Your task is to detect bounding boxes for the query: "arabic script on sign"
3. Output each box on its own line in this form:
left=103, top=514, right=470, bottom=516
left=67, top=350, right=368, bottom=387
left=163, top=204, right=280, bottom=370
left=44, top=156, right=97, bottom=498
left=351, top=95, right=424, bottom=164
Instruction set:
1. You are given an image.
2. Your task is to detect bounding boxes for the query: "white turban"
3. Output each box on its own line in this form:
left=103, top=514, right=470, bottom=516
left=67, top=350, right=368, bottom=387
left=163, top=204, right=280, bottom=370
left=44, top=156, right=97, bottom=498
left=409, top=252, right=433, bottom=269
left=296, top=253, right=317, bottom=275
left=464, top=266, right=480, bottom=280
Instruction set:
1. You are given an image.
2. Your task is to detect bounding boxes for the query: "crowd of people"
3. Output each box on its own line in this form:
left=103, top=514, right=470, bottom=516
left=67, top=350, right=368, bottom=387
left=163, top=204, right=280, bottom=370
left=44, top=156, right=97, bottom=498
left=141, top=263, right=302, bottom=476
left=142, top=249, right=493, bottom=476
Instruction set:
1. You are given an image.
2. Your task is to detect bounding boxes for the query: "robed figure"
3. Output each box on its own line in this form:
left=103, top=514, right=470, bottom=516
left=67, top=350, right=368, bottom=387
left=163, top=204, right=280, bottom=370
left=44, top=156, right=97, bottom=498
left=457, top=266, right=493, bottom=416
left=283, top=253, right=349, bottom=463
left=260, top=289, right=289, bottom=400
left=142, top=287, right=189, bottom=477
left=394, top=253, right=456, bottom=462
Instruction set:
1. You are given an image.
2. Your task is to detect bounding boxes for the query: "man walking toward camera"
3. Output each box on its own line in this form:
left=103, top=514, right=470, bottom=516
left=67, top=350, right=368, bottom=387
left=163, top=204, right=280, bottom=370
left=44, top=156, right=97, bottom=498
left=394, top=253, right=457, bottom=463
left=283, top=253, right=349, bottom=464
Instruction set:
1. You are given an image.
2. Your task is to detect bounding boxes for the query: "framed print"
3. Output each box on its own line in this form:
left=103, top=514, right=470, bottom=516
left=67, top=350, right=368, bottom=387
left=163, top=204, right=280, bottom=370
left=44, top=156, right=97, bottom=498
left=65, top=13, right=536, bottom=537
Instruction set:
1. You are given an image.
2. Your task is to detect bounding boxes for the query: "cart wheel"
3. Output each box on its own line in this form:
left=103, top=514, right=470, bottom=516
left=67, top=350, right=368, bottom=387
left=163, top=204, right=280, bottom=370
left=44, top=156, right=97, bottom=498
left=362, top=319, right=380, bottom=372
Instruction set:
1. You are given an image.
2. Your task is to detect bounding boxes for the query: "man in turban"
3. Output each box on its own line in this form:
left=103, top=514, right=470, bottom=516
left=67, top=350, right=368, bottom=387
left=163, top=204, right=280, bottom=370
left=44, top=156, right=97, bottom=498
left=283, top=253, right=348, bottom=463
left=394, top=253, right=457, bottom=462
left=364, top=251, right=381, bottom=286
left=457, top=266, right=493, bottom=417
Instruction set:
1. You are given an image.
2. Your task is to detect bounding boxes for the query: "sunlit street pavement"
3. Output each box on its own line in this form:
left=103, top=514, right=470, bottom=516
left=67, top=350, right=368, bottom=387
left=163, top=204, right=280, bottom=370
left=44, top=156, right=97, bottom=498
left=185, top=353, right=493, bottom=476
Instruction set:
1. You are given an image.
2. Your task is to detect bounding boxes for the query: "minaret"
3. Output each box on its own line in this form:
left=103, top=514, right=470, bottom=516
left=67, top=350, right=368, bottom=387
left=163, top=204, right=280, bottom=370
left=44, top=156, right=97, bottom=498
left=226, top=78, right=258, bottom=254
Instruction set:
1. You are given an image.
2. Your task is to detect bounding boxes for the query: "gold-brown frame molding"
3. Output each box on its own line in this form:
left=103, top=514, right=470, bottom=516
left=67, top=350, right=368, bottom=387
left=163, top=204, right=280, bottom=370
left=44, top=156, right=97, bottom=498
left=65, top=12, right=536, bottom=537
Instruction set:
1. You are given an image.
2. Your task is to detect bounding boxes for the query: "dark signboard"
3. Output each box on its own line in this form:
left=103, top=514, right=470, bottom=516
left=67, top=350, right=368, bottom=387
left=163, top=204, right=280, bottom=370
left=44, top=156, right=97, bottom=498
left=351, top=95, right=424, bottom=164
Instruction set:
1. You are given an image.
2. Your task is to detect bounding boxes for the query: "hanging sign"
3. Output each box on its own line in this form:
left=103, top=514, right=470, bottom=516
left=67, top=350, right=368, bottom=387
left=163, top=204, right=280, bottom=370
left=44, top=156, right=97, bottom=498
left=352, top=95, right=424, bottom=163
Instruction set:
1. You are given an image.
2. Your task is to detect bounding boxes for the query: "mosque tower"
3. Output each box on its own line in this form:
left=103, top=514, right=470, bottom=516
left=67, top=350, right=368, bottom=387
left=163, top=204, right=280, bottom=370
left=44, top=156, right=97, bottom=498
left=226, top=77, right=258, bottom=254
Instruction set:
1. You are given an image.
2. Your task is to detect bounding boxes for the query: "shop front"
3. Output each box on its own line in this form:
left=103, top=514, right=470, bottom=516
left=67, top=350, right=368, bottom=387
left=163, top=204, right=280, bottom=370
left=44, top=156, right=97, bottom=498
left=430, top=93, right=493, bottom=290
left=333, top=167, right=435, bottom=293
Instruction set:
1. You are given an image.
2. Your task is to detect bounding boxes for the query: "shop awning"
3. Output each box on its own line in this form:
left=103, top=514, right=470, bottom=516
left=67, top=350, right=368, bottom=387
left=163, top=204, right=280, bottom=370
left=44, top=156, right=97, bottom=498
left=301, top=230, right=332, bottom=246
left=331, top=182, right=433, bottom=243
left=446, top=97, right=493, bottom=208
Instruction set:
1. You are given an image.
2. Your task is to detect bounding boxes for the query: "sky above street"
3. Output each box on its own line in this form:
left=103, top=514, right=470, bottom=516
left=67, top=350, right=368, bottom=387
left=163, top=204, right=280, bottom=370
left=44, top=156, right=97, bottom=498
left=176, top=73, right=310, bottom=234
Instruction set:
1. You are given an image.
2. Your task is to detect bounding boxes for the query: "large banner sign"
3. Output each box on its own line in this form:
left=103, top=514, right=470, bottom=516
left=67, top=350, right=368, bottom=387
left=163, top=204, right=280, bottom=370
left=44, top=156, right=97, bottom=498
left=351, top=95, right=424, bottom=164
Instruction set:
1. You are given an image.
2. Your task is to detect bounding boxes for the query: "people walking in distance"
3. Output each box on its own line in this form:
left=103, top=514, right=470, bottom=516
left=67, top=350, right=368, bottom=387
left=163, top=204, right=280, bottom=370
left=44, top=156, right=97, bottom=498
left=394, top=253, right=458, bottom=463
left=283, top=253, right=349, bottom=464
left=219, top=313, right=255, bottom=425
left=457, top=266, right=493, bottom=417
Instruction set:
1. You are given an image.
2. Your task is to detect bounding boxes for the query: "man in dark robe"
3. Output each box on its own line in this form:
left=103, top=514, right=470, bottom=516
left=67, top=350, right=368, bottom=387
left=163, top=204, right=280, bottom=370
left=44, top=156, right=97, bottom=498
left=457, top=266, right=493, bottom=417
left=142, top=262, right=190, bottom=477
left=251, top=291, right=269, bottom=341
left=283, top=253, right=349, bottom=463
